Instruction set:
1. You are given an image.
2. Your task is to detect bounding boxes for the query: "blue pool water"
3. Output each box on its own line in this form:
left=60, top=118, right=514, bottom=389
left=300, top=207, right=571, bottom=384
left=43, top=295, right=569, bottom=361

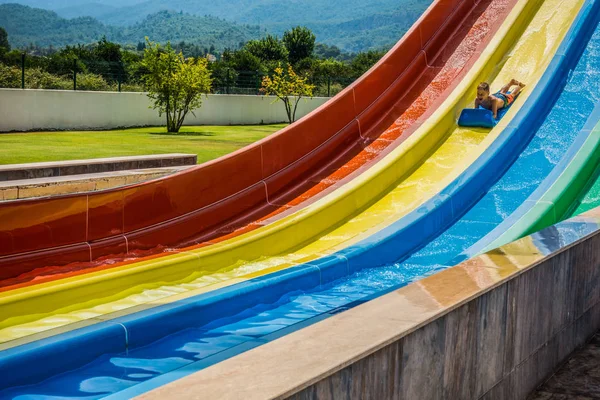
left=3, top=18, right=600, bottom=400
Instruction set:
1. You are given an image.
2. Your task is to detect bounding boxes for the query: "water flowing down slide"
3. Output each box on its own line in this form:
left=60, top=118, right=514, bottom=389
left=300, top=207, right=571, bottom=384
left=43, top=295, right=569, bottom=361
left=561, top=108, right=600, bottom=219
left=453, top=4, right=600, bottom=259
left=0, top=0, right=521, bottom=336
left=0, top=0, right=594, bottom=397
left=0, top=0, right=536, bottom=343
left=0, top=0, right=515, bottom=280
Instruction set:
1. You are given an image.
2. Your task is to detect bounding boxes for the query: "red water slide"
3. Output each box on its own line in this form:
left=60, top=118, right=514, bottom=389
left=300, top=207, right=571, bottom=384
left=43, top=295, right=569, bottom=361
left=0, top=0, right=515, bottom=283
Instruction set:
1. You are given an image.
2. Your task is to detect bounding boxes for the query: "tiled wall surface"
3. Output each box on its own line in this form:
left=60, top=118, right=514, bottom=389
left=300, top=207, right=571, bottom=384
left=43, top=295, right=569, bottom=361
left=287, top=229, right=600, bottom=399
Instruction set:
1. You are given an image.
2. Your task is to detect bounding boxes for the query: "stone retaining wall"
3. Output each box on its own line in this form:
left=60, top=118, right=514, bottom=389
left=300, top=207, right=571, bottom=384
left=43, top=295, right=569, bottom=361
left=287, top=227, right=600, bottom=399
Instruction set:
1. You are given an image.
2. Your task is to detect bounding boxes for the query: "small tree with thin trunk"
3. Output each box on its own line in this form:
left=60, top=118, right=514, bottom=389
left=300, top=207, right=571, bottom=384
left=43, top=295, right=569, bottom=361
left=260, top=64, right=315, bottom=124
left=142, top=39, right=212, bottom=133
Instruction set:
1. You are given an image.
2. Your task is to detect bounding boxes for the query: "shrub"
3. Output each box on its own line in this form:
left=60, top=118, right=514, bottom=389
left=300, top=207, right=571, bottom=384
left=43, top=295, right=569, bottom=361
left=76, top=72, right=111, bottom=91
left=25, top=67, right=71, bottom=89
left=119, top=82, right=145, bottom=92
left=0, top=63, right=20, bottom=88
left=314, top=82, right=343, bottom=97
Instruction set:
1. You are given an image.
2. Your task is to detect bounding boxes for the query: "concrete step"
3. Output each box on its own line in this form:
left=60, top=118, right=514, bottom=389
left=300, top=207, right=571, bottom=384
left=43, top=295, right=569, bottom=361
left=0, top=154, right=197, bottom=182
left=0, top=166, right=192, bottom=201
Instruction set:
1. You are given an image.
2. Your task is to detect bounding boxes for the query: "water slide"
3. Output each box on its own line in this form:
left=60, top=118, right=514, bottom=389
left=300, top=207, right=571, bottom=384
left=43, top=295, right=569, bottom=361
left=0, top=0, right=509, bottom=278
left=0, top=0, right=531, bottom=338
left=0, top=0, right=519, bottom=332
left=572, top=156, right=600, bottom=215
left=2, top=0, right=598, bottom=397
left=453, top=8, right=600, bottom=259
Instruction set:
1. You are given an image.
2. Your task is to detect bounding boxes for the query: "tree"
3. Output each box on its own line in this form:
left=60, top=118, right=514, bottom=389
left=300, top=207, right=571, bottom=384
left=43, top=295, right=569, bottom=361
left=261, top=63, right=315, bottom=124
left=224, top=49, right=265, bottom=72
left=0, top=27, right=10, bottom=51
left=350, top=50, right=387, bottom=79
left=283, top=26, right=316, bottom=65
left=92, top=37, right=125, bottom=82
left=143, top=39, right=213, bottom=133
left=94, top=37, right=121, bottom=62
left=314, top=43, right=342, bottom=60
left=315, top=58, right=348, bottom=78
left=245, top=35, right=289, bottom=63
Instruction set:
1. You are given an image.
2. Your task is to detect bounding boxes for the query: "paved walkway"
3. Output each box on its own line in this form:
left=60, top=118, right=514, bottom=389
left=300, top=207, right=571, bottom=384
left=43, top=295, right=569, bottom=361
left=530, top=334, right=600, bottom=399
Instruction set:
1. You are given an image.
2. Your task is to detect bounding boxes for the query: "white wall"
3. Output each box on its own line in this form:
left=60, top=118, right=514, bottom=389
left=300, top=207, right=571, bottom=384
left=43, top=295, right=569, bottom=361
left=0, top=89, right=330, bottom=132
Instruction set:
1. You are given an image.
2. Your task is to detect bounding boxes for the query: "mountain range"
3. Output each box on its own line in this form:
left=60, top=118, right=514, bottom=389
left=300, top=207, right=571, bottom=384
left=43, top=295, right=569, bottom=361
left=0, top=0, right=431, bottom=52
left=0, top=4, right=264, bottom=50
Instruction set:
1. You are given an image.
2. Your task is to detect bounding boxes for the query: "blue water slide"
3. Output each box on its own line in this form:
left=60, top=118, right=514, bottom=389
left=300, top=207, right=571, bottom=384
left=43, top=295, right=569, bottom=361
left=459, top=99, right=600, bottom=260
left=2, top=0, right=600, bottom=397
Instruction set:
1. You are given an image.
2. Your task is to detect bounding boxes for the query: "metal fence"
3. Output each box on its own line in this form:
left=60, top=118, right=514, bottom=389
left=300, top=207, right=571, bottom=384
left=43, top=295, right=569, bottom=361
left=0, top=56, right=353, bottom=97
left=212, top=70, right=353, bottom=97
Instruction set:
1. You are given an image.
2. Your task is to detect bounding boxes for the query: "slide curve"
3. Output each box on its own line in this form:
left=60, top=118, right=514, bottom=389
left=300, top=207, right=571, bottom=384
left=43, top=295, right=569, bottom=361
left=0, top=0, right=597, bottom=397
left=0, top=0, right=530, bottom=339
left=0, top=0, right=501, bottom=277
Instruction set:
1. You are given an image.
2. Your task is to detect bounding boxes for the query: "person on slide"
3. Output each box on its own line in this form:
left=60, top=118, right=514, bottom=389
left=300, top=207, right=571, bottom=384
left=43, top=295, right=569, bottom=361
left=475, top=79, right=526, bottom=119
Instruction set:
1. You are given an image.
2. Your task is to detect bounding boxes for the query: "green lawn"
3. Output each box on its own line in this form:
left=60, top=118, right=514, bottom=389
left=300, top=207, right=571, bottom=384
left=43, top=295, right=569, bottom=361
left=0, top=124, right=287, bottom=165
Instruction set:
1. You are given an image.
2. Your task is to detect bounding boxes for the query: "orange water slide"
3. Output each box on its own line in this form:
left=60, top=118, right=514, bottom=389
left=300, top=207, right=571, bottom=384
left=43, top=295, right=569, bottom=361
left=0, top=0, right=516, bottom=285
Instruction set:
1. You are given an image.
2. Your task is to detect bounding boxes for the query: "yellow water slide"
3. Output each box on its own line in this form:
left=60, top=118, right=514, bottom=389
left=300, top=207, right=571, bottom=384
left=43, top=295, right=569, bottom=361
left=0, top=0, right=584, bottom=347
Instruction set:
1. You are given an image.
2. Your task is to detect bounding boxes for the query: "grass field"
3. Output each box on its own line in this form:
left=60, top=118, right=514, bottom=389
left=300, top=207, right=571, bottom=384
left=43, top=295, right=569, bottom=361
left=0, top=124, right=286, bottom=165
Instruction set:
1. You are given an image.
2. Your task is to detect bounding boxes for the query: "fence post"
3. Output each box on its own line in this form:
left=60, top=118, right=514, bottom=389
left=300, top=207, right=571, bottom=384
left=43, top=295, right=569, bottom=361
left=21, top=52, right=25, bottom=89
left=226, top=68, right=230, bottom=95
left=118, top=61, right=123, bottom=92
left=73, top=59, right=77, bottom=91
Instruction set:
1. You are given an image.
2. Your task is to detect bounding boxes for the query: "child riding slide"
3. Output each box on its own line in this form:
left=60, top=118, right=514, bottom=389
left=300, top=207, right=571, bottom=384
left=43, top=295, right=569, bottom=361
left=475, top=79, right=526, bottom=119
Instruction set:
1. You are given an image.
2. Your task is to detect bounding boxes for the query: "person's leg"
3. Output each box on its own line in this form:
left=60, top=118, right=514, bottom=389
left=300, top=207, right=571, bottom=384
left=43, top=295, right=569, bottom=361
left=499, top=78, right=520, bottom=93
left=510, top=81, right=526, bottom=97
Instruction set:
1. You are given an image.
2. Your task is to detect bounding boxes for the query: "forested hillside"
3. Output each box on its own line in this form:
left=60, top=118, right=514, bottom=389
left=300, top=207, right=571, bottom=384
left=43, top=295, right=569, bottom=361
left=0, top=4, right=118, bottom=48
left=0, top=0, right=432, bottom=52
left=0, top=4, right=263, bottom=49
